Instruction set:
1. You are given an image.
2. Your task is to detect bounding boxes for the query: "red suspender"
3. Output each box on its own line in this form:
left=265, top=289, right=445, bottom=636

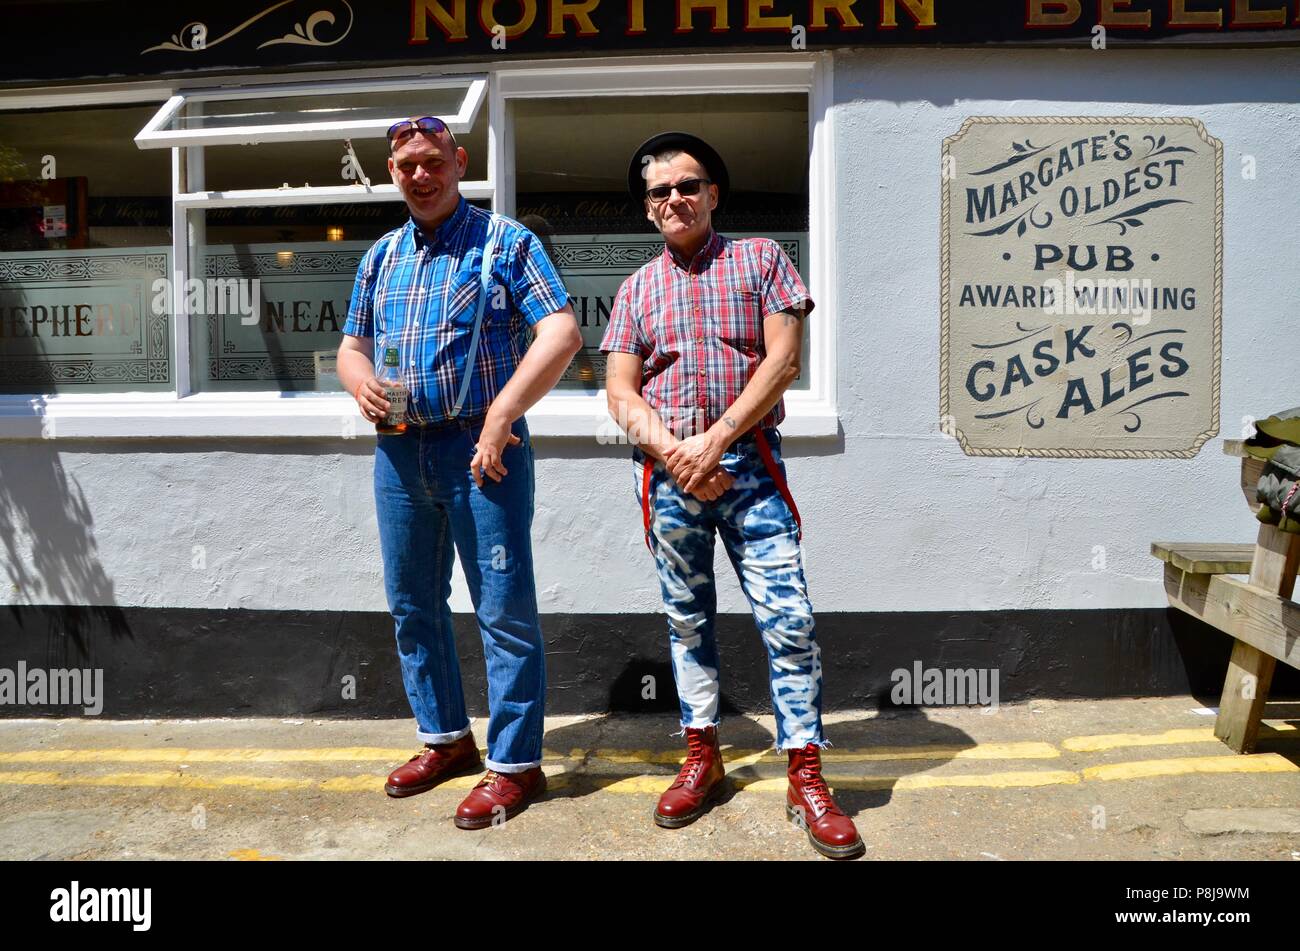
left=753, top=429, right=803, bottom=542
left=641, top=461, right=655, bottom=552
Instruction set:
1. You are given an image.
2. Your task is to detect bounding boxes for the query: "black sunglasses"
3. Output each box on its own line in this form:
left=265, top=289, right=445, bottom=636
left=645, top=177, right=711, bottom=203
left=387, top=116, right=454, bottom=146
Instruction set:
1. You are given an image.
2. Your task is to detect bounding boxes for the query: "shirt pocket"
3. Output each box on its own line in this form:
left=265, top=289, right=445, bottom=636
left=719, top=289, right=762, bottom=353
left=447, top=274, right=486, bottom=331
left=451, top=256, right=507, bottom=332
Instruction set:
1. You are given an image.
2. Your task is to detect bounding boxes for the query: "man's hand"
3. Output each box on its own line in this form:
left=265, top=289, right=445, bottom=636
left=664, top=432, right=727, bottom=494
left=470, top=414, right=522, bottom=488
left=687, top=465, right=735, bottom=502
left=354, top=376, right=390, bottom=424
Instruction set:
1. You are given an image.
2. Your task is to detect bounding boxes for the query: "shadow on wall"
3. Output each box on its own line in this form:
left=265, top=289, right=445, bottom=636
left=0, top=206, right=130, bottom=656
left=0, top=436, right=130, bottom=660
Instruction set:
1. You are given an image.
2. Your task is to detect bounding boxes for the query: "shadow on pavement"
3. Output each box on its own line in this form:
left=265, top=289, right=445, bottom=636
left=538, top=707, right=976, bottom=820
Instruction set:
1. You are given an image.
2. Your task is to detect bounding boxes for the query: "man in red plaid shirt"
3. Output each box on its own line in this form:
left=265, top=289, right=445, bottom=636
left=600, top=132, right=863, bottom=860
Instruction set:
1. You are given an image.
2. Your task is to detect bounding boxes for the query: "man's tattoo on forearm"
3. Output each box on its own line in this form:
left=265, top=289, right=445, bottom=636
left=723, top=416, right=737, bottom=430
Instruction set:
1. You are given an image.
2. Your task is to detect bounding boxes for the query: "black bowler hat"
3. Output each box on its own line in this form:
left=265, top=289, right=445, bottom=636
left=627, top=131, right=729, bottom=209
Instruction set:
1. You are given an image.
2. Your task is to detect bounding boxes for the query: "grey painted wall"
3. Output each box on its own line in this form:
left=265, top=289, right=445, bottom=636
left=1, top=47, right=1294, bottom=619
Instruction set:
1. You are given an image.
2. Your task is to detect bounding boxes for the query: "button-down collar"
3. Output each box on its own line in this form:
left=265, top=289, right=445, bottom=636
left=664, top=229, right=724, bottom=274
left=410, top=196, right=470, bottom=252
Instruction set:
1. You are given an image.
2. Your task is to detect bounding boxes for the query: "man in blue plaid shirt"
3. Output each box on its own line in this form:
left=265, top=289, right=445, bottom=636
left=337, top=116, right=581, bottom=829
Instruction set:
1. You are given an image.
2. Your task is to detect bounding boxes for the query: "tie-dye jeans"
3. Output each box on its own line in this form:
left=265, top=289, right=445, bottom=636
left=633, top=428, right=824, bottom=749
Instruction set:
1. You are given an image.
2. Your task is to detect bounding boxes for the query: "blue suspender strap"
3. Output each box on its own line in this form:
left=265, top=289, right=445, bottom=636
left=449, top=213, right=499, bottom=419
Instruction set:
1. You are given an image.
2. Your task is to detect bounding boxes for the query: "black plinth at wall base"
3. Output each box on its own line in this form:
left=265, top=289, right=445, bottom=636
left=1, top=605, right=1296, bottom=719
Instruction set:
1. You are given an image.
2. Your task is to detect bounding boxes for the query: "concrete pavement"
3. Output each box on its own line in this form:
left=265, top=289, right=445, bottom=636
left=0, top=696, right=1298, bottom=861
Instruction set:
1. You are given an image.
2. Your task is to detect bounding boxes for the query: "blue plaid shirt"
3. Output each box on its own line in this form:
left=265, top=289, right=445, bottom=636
left=343, top=198, right=569, bottom=424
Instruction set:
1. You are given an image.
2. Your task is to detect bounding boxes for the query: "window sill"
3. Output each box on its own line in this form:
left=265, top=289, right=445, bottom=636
left=0, top=392, right=841, bottom=441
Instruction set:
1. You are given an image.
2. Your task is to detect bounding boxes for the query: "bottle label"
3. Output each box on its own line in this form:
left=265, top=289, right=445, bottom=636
left=382, top=385, right=408, bottom=426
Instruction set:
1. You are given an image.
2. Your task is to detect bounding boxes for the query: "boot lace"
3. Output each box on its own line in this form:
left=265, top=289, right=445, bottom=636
left=675, top=730, right=707, bottom=786
left=798, top=749, right=838, bottom=815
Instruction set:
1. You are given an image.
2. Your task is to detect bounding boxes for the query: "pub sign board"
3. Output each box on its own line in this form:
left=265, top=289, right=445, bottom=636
left=940, top=117, right=1223, bottom=458
left=1, top=2, right=1300, bottom=85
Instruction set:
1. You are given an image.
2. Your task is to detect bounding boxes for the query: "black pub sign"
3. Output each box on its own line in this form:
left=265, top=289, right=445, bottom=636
left=1, top=1, right=1298, bottom=86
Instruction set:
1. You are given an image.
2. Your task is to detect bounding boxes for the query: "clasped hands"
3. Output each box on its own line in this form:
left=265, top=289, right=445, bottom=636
left=662, top=432, right=734, bottom=502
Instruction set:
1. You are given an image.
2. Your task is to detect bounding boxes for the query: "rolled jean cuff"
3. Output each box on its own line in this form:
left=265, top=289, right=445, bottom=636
left=416, top=724, right=472, bottom=745
left=779, top=736, right=830, bottom=751
left=673, top=719, right=721, bottom=736
left=485, top=758, right=541, bottom=774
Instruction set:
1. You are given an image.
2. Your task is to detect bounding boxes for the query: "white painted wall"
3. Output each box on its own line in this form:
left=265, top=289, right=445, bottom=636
left=1, top=47, right=1294, bottom=616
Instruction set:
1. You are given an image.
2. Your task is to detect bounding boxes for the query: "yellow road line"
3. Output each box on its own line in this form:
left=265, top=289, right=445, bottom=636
left=0, top=748, right=420, bottom=764
left=738, top=770, right=1082, bottom=792
left=0, top=740, right=1061, bottom=767
left=1063, top=728, right=1218, bottom=752
left=1, top=754, right=1296, bottom=794
left=820, top=742, right=1061, bottom=762
left=1064, top=724, right=1297, bottom=752
left=1083, top=754, right=1299, bottom=782
left=0, top=766, right=1082, bottom=794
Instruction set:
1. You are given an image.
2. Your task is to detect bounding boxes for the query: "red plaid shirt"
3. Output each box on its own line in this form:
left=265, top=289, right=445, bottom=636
left=600, top=231, right=813, bottom=436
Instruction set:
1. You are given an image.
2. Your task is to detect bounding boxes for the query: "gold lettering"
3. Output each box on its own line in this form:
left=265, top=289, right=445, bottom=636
left=627, top=0, right=647, bottom=34
left=746, top=0, right=792, bottom=30
left=548, top=0, right=600, bottom=36
left=1026, top=0, right=1081, bottom=26
left=411, top=0, right=468, bottom=42
left=1169, top=0, right=1223, bottom=26
left=1100, top=0, right=1151, bottom=26
left=810, top=0, right=863, bottom=29
left=676, top=0, right=728, bottom=31
left=1231, top=0, right=1287, bottom=26
left=881, top=0, right=935, bottom=28
left=480, top=0, right=537, bottom=39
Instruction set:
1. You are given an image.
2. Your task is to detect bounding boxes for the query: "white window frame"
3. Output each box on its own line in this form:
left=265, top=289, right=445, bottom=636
left=0, top=53, right=838, bottom=440
left=134, top=76, right=487, bottom=149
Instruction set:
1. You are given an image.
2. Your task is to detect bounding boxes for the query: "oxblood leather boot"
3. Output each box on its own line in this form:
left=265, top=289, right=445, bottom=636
left=786, top=744, right=865, bottom=859
left=454, top=767, right=547, bottom=829
left=654, top=726, right=728, bottom=829
left=384, top=733, right=482, bottom=798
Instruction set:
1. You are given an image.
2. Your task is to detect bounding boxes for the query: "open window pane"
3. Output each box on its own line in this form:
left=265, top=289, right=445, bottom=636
left=136, top=78, right=487, bottom=148
left=200, top=102, right=488, bottom=192
left=512, top=94, right=811, bottom=393
left=0, top=103, right=173, bottom=394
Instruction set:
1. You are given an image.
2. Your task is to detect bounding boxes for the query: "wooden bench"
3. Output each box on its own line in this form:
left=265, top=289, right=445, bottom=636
left=1152, top=440, right=1300, bottom=753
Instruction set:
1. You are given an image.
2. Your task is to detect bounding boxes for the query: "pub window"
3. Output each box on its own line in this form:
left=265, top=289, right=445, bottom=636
left=0, top=102, right=173, bottom=394
left=510, top=93, right=811, bottom=393
left=135, top=76, right=490, bottom=395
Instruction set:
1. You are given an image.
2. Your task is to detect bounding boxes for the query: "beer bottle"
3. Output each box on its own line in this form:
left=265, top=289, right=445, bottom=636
left=376, top=347, right=409, bottom=435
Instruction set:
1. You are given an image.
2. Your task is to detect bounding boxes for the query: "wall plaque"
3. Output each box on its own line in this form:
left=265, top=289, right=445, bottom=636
left=941, top=117, right=1222, bottom=458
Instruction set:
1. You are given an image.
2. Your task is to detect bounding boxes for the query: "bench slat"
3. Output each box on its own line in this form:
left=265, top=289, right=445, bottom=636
left=1151, top=542, right=1271, bottom=575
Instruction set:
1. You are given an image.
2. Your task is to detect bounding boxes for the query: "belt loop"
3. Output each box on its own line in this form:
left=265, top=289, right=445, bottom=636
left=753, top=428, right=802, bottom=542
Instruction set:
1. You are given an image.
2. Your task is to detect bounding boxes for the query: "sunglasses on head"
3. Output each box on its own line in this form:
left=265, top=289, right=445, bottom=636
left=386, top=116, right=453, bottom=146
left=645, top=177, right=711, bottom=203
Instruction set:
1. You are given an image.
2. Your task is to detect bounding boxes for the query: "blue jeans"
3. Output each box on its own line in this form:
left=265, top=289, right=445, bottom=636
left=634, top=429, right=824, bottom=750
left=373, top=417, right=544, bottom=773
